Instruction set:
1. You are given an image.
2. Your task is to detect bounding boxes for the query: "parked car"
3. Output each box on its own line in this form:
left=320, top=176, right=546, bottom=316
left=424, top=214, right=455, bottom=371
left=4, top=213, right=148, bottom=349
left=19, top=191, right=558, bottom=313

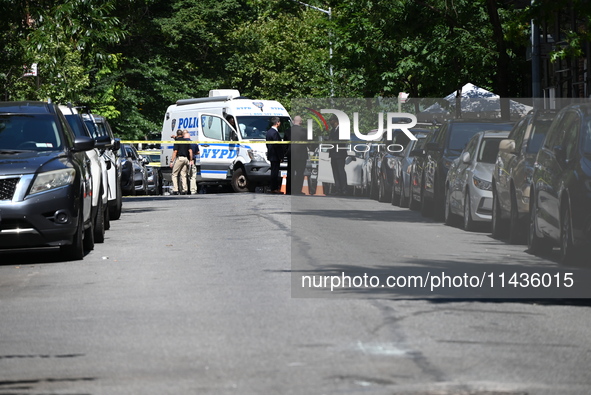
left=83, top=114, right=123, bottom=219
left=390, top=130, right=432, bottom=207
left=61, top=105, right=110, bottom=242
left=491, top=110, right=556, bottom=243
left=138, top=149, right=162, bottom=195
left=407, top=136, right=430, bottom=211
left=445, top=130, right=510, bottom=231
left=0, top=101, right=95, bottom=260
left=417, top=119, right=514, bottom=220
left=528, top=103, right=591, bottom=265
left=122, top=144, right=149, bottom=195
left=370, top=128, right=430, bottom=203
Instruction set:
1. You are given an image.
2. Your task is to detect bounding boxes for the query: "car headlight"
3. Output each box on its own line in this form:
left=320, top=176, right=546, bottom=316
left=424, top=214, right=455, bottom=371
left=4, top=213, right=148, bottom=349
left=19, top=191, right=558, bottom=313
left=248, top=149, right=266, bottom=162
left=473, top=175, right=492, bottom=191
left=29, top=169, right=76, bottom=195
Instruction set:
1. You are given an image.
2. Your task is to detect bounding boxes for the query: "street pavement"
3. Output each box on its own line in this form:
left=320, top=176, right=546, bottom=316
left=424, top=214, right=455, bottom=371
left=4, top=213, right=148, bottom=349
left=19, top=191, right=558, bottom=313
left=0, top=192, right=590, bottom=394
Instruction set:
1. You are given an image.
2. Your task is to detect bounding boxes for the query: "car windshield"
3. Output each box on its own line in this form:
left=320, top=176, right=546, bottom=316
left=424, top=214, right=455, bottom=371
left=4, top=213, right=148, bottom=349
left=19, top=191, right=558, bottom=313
left=235, top=116, right=291, bottom=140
left=526, top=120, right=552, bottom=153
left=448, top=123, right=513, bottom=154
left=0, top=114, right=63, bottom=151
left=477, top=137, right=503, bottom=164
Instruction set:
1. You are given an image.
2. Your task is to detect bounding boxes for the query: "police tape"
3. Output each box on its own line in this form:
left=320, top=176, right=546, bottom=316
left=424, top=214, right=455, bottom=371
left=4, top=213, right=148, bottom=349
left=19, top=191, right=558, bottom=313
left=120, top=140, right=327, bottom=144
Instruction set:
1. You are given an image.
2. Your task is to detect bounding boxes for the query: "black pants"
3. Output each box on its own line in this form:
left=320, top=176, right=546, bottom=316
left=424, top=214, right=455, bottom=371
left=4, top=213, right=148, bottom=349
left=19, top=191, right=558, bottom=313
left=331, top=157, right=347, bottom=193
left=290, top=154, right=307, bottom=195
left=270, top=160, right=281, bottom=191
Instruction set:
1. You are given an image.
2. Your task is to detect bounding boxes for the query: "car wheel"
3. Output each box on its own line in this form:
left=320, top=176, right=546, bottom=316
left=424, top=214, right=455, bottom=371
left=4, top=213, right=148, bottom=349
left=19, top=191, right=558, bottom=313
left=399, top=179, right=409, bottom=208
left=60, top=210, right=84, bottom=261
left=103, top=203, right=110, bottom=231
left=444, top=186, right=459, bottom=227
left=110, top=184, right=123, bottom=220
left=94, top=195, right=105, bottom=243
left=409, top=182, right=419, bottom=211
left=491, top=189, right=507, bottom=239
left=370, top=172, right=379, bottom=200
left=420, top=181, right=432, bottom=217
left=231, top=167, right=250, bottom=193
left=432, top=177, right=445, bottom=222
left=508, top=191, right=526, bottom=244
left=83, top=215, right=95, bottom=252
left=527, top=190, right=552, bottom=255
left=463, top=191, right=475, bottom=231
left=560, top=202, right=582, bottom=265
left=378, top=176, right=388, bottom=203
left=391, top=176, right=400, bottom=206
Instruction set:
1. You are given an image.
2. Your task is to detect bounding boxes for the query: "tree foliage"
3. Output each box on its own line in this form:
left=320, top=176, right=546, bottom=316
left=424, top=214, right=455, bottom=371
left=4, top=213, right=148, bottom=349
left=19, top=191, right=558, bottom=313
left=0, top=0, right=586, bottom=138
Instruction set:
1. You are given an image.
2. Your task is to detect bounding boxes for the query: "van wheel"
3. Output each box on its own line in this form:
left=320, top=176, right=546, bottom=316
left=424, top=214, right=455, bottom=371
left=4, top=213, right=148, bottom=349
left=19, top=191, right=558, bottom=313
left=231, top=168, right=250, bottom=193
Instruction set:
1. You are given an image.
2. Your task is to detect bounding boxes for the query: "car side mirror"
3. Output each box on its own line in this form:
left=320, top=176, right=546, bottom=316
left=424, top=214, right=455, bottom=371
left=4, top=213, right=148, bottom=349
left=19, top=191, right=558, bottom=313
left=72, top=136, right=95, bottom=152
left=499, top=139, right=516, bottom=154
left=112, top=138, right=121, bottom=151
left=94, top=135, right=111, bottom=149
left=142, top=157, right=150, bottom=165
left=461, top=151, right=471, bottom=164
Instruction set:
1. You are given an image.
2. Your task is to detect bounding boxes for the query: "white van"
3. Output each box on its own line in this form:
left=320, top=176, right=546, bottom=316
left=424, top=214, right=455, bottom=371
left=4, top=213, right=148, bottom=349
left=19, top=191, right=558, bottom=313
left=160, top=90, right=291, bottom=192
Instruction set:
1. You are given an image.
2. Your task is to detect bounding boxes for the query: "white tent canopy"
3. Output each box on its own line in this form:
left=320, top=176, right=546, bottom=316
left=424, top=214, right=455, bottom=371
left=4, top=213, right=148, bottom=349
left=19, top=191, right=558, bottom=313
left=422, top=83, right=532, bottom=117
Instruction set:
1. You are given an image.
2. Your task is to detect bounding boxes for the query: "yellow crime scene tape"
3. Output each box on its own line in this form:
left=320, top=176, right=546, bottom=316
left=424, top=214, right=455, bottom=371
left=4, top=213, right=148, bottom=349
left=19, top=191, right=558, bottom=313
left=120, top=140, right=324, bottom=144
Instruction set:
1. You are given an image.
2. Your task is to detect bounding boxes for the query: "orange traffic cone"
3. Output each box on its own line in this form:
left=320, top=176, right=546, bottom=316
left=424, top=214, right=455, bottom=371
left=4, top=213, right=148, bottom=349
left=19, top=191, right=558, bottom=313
left=280, top=173, right=287, bottom=194
left=301, top=176, right=310, bottom=195
left=313, top=181, right=325, bottom=196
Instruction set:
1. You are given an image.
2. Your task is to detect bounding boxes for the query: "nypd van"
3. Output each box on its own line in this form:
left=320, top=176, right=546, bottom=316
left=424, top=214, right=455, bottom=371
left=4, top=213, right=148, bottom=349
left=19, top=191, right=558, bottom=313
left=160, top=89, right=291, bottom=192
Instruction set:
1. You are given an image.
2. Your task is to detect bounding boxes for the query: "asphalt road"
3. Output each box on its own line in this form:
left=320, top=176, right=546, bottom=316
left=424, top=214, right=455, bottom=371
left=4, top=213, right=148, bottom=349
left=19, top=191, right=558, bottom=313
left=0, top=192, right=590, bottom=395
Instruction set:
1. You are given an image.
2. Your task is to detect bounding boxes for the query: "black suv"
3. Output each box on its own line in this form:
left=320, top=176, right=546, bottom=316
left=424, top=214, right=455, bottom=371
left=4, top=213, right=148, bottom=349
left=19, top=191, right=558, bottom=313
left=418, top=119, right=514, bottom=219
left=528, top=103, right=591, bottom=265
left=0, top=101, right=95, bottom=260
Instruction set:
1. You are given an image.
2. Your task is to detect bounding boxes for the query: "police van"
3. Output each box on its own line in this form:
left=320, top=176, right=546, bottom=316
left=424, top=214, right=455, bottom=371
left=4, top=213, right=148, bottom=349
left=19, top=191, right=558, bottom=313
left=160, top=89, right=291, bottom=192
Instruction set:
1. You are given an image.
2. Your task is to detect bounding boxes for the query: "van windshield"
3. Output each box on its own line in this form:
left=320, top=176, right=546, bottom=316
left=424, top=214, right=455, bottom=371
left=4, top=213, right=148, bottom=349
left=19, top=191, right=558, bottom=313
left=236, top=116, right=291, bottom=140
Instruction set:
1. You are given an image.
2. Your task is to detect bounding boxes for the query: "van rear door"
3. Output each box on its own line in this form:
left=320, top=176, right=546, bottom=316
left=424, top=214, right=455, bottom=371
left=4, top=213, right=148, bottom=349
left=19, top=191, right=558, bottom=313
left=197, top=113, right=238, bottom=180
